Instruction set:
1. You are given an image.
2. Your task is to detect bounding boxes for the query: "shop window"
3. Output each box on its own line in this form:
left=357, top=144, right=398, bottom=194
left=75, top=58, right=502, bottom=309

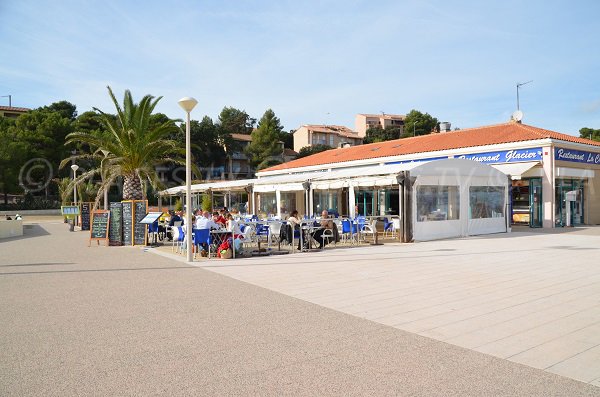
left=258, top=193, right=277, bottom=217
left=280, top=192, right=296, bottom=217
left=416, top=185, right=460, bottom=222
left=469, top=186, right=505, bottom=219
left=314, top=191, right=338, bottom=215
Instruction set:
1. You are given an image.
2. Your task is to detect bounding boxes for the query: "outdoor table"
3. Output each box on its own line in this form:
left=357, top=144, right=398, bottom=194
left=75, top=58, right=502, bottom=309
left=210, top=229, right=235, bottom=258
left=300, top=221, right=322, bottom=251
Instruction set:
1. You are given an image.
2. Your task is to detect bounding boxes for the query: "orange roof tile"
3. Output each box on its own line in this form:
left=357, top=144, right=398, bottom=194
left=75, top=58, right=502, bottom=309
left=263, top=122, right=600, bottom=172
left=231, top=133, right=252, bottom=142
left=298, top=124, right=361, bottom=139
left=0, top=106, right=30, bottom=112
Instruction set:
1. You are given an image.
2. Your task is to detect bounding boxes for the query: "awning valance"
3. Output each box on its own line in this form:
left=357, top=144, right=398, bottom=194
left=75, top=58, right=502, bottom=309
left=490, top=161, right=541, bottom=180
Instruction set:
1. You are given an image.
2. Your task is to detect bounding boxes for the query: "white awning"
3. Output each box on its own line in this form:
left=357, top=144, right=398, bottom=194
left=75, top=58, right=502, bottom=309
left=556, top=167, right=595, bottom=178
left=160, top=178, right=255, bottom=195
left=311, top=162, right=423, bottom=190
left=490, top=162, right=541, bottom=180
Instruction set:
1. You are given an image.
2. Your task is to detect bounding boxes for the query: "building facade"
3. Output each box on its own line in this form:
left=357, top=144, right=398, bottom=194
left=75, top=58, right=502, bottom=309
left=261, top=122, right=600, bottom=228
left=0, top=106, right=29, bottom=118
left=293, top=125, right=362, bottom=153
left=355, top=113, right=405, bottom=137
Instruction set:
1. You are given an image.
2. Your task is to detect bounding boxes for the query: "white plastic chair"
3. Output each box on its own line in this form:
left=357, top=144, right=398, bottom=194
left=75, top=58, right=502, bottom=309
left=361, top=219, right=377, bottom=242
left=268, top=221, right=283, bottom=248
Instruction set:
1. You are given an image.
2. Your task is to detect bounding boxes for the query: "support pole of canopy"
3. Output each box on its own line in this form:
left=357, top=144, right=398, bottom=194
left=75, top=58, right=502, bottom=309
left=349, top=183, right=356, bottom=219
left=308, top=185, right=314, bottom=217
left=276, top=189, right=281, bottom=219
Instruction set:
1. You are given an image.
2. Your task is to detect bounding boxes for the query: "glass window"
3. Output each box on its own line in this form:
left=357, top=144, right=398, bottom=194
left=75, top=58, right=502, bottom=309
left=417, top=185, right=460, bottom=222
left=280, top=192, right=296, bottom=217
left=469, top=186, right=505, bottom=219
left=314, top=191, right=338, bottom=216
left=258, top=193, right=277, bottom=217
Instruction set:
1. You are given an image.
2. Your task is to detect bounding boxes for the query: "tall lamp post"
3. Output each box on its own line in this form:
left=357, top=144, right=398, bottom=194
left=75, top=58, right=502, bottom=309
left=178, top=96, right=198, bottom=262
left=100, top=150, right=110, bottom=210
left=71, top=164, right=79, bottom=226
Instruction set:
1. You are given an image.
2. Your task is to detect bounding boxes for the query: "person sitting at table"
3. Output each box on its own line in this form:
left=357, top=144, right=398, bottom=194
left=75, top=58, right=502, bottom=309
left=213, top=211, right=226, bottom=227
left=169, top=211, right=182, bottom=226
left=311, top=210, right=334, bottom=249
left=226, top=214, right=241, bottom=236
left=285, top=210, right=301, bottom=246
left=196, top=211, right=218, bottom=230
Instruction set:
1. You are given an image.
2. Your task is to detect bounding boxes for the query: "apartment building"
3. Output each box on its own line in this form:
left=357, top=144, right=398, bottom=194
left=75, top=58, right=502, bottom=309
left=293, top=124, right=363, bottom=153
left=355, top=113, right=405, bottom=137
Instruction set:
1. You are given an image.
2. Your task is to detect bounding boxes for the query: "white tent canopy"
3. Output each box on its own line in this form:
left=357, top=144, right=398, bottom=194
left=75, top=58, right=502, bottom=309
left=411, top=159, right=510, bottom=241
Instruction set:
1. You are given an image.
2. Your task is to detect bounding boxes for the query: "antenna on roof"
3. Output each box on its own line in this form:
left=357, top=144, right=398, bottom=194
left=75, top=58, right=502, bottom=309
left=516, top=80, right=533, bottom=111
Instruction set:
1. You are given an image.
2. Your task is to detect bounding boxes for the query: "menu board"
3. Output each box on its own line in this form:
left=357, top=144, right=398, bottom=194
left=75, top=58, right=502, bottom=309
left=90, top=210, right=110, bottom=245
left=80, top=202, right=91, bottom=231
left=122, top=201, right=133, bottom=246
left=109, top=202, right=123, bottom=246
left=134, top=200, right=147, bottom=246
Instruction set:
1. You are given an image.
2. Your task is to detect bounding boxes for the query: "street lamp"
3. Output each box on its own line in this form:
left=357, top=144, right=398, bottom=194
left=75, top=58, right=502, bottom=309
left=71, top=164, right=79, bottom=205
left=100, top=149, right=110, bottom=210
left=178, top=96, right=198, bottom=262
left=71, top=164, right=79, bottom=228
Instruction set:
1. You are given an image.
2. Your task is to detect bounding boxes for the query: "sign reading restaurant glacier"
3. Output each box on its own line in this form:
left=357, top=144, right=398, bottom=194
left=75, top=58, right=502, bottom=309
left=458, top=148, right=543, bottom=164
left=555, top=147, right=600, bottom=164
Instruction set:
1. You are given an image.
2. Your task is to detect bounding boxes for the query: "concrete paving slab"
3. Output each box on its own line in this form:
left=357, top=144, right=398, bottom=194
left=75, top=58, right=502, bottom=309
left=186, top=227, right=600, bottom=387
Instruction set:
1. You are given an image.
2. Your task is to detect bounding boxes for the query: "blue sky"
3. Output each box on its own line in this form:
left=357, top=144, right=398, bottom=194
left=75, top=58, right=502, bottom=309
left=1, top=0, right=599, bottom=136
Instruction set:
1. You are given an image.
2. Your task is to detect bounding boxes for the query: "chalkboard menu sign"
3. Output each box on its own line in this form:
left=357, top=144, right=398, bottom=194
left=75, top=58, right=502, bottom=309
left=122, top=201, right=133, bottom=246
left=89, top=210, right=110, bottom=246
left=134, top=200, right=147, bottom=246
left=109, top=202, right=123, bottom=246
left=80, top=202, right=91, bottom=231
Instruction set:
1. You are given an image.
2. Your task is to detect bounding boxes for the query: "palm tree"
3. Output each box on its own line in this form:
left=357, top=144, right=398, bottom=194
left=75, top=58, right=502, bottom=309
left=62, top=86, right=185, bottom=205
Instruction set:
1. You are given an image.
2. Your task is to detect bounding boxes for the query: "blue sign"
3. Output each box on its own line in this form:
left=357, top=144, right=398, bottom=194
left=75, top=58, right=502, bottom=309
left=555, top=147, right=600, bottom=164
left=385, top=156, right=448, bottom=165
left=457, top=148, right=542, bottom=164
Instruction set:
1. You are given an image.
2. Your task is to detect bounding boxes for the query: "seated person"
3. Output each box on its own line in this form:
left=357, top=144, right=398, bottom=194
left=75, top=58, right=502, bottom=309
left=196, top=211, right=218, bottom=230
left=213, top=211, right=226, bottom=227
left=169, top=211, right=182, bottom=226
left=285, top=210, right=301, bottom=247
left=311, top=210, right=334, bottom=249
left=226, top=214, right=241, bottom=236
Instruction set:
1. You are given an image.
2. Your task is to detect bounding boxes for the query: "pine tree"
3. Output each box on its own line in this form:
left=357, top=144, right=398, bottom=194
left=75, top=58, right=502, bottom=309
left=246, top=109, right=284, bottom=170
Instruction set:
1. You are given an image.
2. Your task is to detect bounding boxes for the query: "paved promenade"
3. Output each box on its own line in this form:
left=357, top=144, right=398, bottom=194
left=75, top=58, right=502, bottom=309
left=189, top=227, right=600, bottom=387
left=1, top=220, right=599, bottom=396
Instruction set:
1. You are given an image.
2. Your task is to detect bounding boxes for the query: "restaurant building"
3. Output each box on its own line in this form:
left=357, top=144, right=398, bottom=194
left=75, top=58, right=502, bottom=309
left=162, top=121, right=600, bottom=236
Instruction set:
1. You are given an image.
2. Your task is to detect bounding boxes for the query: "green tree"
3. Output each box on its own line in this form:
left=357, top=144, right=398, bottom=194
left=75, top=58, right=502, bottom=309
left=0, top=117, right=28, bottom=204
left=63, top=86, right=184, bottom=203
left=14, top=105, right=74, bottom=197
left=42, top=101, right=77, bottom=121
left=189, top=116, right=230, bottom=172
left=579, top=127, right=600, bottom=141
left=279, top=130, right=294, bottom=149
left=363, top=126, right=403, bottom=144
left=402, top=110, right=439, bottom=138
left=246, top=109, right=284, bottom=170
left=218, top=107, right=255, bottom=135
left=296, top=144, right=332, bottom=158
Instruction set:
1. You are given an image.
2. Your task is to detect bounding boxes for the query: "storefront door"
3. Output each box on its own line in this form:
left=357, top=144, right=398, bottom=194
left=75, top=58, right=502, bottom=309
left=529, top=178, right=543, bottom=228
left=356, top=190, right=376, bottom=216
left=555, top=179, right=584, bottom=227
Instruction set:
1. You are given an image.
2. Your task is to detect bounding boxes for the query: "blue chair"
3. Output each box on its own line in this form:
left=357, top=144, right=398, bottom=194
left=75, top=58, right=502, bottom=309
left=172, top=226, right=185, bottom=253
left=341, top=219, right=356, bottom=245
left=193, top=229, right=211, bottom=258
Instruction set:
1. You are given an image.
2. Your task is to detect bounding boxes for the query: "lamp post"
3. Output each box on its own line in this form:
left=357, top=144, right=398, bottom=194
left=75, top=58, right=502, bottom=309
left=100, top=150, right=110, bottom=210
left=178, top=96, right=198, bottom=262
left=71, top=164, right=79, bottom=227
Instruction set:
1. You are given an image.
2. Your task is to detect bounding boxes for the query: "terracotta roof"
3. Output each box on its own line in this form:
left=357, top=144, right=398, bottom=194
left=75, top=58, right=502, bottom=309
left=0, top=106, right=30, bottom=112
left=231, top=133, right=252, bottom=142
left=283, top=148, right=298, bottom=156
left=263, top=122, right=600, bottom=173
left=298, top=124, right=361, bottom=139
